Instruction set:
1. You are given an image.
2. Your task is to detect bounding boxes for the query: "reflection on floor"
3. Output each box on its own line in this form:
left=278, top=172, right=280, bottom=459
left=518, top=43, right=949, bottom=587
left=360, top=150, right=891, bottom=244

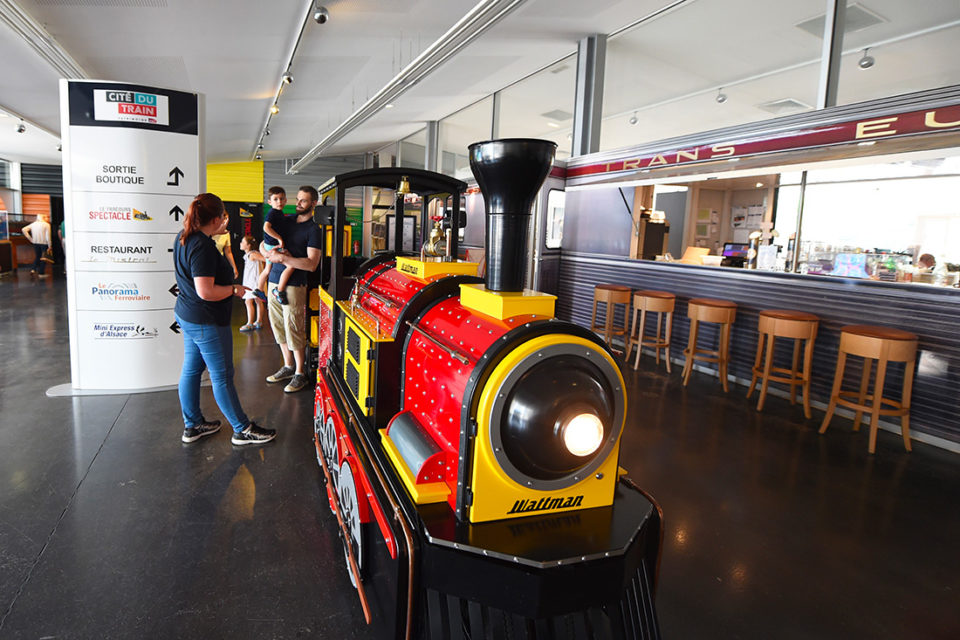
left=1, top=271, right=957, bottom=639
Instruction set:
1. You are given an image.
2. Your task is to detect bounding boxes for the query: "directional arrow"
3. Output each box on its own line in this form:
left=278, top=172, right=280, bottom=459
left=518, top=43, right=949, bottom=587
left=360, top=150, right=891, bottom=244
left=169, top=205, right=183, bottom=221
left=168, top=284, right=179, bottom=297
left=169, top=321, right=181, bottom=334
left=167, top=167, right=184, bottom=186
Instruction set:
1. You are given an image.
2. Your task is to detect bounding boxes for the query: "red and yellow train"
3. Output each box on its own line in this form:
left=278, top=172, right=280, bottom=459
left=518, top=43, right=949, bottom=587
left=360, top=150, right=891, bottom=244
left=312, top=139, right=662, bottom=639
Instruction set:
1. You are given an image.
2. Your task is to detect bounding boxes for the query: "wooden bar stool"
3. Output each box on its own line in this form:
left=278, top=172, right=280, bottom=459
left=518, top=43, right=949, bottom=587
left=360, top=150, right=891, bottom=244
left=746, top=310, right=819, bottom=418
left=629, top=290, right=675, bottom=372
left=682, top=298, right=737, bottom=391
left=819, top=325, right=918, bottom=454
left=591, top=284, right=632, bottom=351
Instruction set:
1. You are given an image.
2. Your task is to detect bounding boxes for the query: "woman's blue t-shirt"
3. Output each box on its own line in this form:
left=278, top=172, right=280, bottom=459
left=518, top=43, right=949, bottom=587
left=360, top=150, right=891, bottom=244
left=173, top=231, right=235, bottom=326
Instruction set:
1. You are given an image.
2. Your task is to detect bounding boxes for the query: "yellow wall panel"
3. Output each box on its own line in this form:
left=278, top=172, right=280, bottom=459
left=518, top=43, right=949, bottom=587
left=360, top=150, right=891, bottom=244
left=206, top=162, right=264, bottom=202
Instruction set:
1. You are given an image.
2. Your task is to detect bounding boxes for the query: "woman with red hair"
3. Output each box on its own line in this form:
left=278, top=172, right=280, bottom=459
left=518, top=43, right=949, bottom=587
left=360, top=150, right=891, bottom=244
left=173, top=193, right=275, bottom=445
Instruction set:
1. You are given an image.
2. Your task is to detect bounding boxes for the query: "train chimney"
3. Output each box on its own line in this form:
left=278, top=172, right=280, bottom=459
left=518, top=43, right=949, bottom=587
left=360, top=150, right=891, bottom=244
left=468, top=138, right=557, bottom=292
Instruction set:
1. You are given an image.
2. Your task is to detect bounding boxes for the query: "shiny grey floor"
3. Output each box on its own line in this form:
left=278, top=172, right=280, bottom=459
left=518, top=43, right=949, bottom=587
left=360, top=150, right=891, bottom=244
left=1, top=270, right=958, bottom=639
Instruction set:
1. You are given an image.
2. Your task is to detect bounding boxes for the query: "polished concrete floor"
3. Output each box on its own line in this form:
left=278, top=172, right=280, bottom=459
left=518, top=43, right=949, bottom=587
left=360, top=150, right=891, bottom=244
left=1, top=270, right=958, bottom=639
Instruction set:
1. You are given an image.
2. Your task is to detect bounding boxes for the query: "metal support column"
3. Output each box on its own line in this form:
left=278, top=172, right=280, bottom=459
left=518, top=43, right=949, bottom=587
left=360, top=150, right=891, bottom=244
left=572, top=34, right=606, bottom=156
left=425, top=121, right=439, bottom=172
left=816, top=0, right=846, bottom=108
left=491, top=91, right=502, bottom=139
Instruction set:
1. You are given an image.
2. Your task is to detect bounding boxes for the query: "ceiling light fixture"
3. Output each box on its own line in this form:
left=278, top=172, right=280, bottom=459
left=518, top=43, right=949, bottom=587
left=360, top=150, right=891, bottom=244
left=628, top=111, right=638, bottom=125
left=16, top=120, right=26, bottom=134
left=716, top=88, right=728, bottom=104
left=281, top=71, right=293, bottom=85
left=546, top=121, right=559, bottom=128
left=290, top=0, right=528, bottom=173
left=264, top=128, right=270, bottom=136
left=755, top=182, right=764, bottom=188
left=257, top=142, right=264, bottom=149
left=858, top=48, right=875, bottom=70
left=255, top=152, right=262, bottom=160
left=0, top=1, right=88, bottom=79
left=270, top=104, right=279, bottom=115
left=384, top=103, right=394, bottom=109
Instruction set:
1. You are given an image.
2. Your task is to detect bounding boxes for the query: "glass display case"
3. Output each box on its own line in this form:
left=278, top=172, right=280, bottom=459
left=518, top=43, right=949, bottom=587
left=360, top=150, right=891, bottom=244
left=0, top=209, right=8, bottom=242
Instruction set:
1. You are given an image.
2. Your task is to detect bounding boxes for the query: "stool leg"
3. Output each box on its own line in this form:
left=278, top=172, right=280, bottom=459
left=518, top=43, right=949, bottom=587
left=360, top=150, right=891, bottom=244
left=719, top=322, right=732, bottom=393
left=664, top=312, right=673, bottom=373
left=868, top=356, right=889, bottom=454
left=591, top=299, right=600, bottom=333
left=819, top=351, right=847, bottom=434
left=757, top=334, right=775, bottom=411
left=747, top=333, right=765, bottom=398
left=854, top=358, right=873, bottom=432
left=790, top=339, right=801, bottom=405
left=629, top=306, right=640, bottom=368
left=682, top=318, right=698, bottom=386
left=632, top=307, right=644, bottom=370
left=654, top=312, right=663, bottom=366
left=604, top=302, right=614, bottom=348
left=900, top=359, right=916, bottom=452
left=802, top=336, right=815, bottom=420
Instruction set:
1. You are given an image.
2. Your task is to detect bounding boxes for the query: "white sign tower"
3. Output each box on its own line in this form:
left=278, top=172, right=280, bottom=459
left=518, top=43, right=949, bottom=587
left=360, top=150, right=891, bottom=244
left=60, top=80, right=203, bottom=391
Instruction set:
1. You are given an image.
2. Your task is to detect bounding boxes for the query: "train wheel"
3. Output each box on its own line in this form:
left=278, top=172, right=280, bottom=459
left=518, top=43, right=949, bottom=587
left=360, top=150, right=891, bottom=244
left=337, top=459, right=363, bottom=589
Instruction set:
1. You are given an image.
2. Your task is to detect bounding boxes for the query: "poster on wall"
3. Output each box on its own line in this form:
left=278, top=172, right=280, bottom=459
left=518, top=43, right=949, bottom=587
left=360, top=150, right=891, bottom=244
left=60, top=80, right=203, bottom=391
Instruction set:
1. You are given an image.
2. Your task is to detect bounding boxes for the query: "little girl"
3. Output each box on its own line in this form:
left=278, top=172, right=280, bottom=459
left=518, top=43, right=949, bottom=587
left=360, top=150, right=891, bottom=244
left=239, top=235, right=266, bottom=332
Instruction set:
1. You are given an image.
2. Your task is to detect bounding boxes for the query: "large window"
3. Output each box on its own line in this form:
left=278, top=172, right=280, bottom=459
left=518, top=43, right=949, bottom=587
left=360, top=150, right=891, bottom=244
left=398, top=128, right=426, bottom=169
left=439, top=97, right=493, bottom=180
left=498, top=56, right=577, bottom=161
left=601, top=0, right=827, bottom=151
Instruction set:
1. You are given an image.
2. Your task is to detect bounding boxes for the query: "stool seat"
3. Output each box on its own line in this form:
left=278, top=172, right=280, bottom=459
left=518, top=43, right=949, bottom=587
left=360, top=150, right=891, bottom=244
left=748, top=309, right=819, bottom=418
left=820, top=324, right=918, bottom=454
left=682, top=298, right=737, bottom=391
left=591, top=284, right=632, bottom=352
left=629, top=290, right=675, bottom=372
left=842, top=325, right=917, bottom=341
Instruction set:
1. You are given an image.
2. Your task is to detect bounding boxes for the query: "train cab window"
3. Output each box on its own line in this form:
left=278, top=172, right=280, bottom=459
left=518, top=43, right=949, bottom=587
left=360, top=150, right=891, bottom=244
left=545, top=189, right=565, bottom=249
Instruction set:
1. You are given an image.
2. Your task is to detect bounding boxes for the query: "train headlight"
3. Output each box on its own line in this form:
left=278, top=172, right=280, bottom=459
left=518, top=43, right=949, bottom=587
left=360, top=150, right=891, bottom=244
left=561, top=411, right=604, bottom=457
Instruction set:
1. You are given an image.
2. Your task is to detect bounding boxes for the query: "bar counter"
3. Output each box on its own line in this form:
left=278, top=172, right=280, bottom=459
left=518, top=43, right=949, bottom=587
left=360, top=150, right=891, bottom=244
left=556, top=253, right=960, bottom=450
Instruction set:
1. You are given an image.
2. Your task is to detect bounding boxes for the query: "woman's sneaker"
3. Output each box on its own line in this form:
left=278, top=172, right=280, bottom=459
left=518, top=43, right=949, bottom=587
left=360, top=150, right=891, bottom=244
left=182, top=419, right=221, bottom=443
left=231, top=422, right=277, bottom=446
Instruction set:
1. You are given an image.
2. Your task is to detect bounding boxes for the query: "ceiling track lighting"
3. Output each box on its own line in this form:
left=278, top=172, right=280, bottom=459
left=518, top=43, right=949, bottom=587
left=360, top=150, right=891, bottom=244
left=16, top=120, right=26, bottom=133
left=716, top=88, right=728, bottom=104
left=281, top=71, right=293, bottom=85
left=0, top=0, right=88, bottom=79
left=270, top=104, right=279, bottom=115
left=255, top=152, right=262, bottom=160
left=858, top=48, right=875, bottom=70
left=257, top=142, right=264, bottom=149
left=628, top=111, right=638, bottom=126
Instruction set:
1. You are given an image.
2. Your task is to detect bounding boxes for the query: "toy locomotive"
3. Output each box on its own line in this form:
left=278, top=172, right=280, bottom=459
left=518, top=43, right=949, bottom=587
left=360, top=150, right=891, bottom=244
left=313, top=139, right=662, bottom=639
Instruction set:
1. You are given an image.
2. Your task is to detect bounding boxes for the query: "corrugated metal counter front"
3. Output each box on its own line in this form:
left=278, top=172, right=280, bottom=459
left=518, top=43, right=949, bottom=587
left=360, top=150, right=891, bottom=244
left=557, top=253, right=960, bottom=449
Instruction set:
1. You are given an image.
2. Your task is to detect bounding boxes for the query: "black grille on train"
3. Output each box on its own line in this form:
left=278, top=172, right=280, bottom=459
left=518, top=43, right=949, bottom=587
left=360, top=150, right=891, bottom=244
left=419, top=560, right=659, bottom=640
left=346, top=360, right=360, bottom=398
left=348, top=327, right=361, bottom=363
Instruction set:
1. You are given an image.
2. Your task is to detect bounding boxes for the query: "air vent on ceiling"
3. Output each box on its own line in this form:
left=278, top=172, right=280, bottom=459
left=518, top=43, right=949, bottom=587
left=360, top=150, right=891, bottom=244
left=757, top=98, right=813, bottom=115
left=541, top=109, right=573, bottom=121
left=550, top=64, right=570, bottom=74
left=796, top=3, right=886, bottom=38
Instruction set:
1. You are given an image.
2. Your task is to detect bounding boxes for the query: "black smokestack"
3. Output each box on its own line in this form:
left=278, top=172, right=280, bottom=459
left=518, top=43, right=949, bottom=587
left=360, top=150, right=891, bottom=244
left=468, top=138, right=556, bottom=292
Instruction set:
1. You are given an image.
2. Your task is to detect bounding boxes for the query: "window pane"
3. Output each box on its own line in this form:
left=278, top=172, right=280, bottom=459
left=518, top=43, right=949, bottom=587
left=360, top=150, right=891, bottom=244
left=439, top=97, right=493, bottom=180
left=837, top=4, right=960, bottom=105
left=545, top=189, right=566, bottom=249
left=398, top=128, right=426, bottom=169
left=601, top=0, right=825, bottom=152
left=498, top=56, right=577, bottom=161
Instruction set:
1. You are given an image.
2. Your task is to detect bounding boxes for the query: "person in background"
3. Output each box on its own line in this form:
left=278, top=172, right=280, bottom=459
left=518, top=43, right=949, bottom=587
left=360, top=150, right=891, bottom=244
left=174, top=192, right=276, bottom=446
left=255, top=186, right=287, bottom=302
left=238, top=234, right=265, bottom=332
left=22, top=213, right=51, bottom=279
left=58, top=219, right=66, bottom=274
left=917, top=253, right=936, bottom=270
left=213, top=224, right=239, bottom=281
left=262, top=186, right=322, bottom=394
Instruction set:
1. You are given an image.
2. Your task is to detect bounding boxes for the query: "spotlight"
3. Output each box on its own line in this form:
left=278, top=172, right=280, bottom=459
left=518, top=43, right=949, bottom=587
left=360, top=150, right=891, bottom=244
left=858, top=48, right=875, bottom=70
left=16, top=121, right=26, bottom=133
left=716, top=89, right=727, bottom=104
left=257, top=142, right=264, bottom=149
left=255, top=152, right=262, bottom=160
left=628, top=111, right=638, bottom=126
left=264, top=128, right=270, bottom=136
left=57, top=144, right=62, bottom=152
left=281, top=71, right=293, bottom=85
left=270, top=104, right=279, bottom=115
left=313, top=4, right=329, bottom=24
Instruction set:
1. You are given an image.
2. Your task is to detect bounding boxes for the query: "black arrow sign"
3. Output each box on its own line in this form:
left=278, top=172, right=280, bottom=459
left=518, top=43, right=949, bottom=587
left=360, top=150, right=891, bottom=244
left=168, top=284, right=179, bottom=297
left=167, top=167, right=184, bottom=186
left=169, top=205, right=183, bottom=221
left=169, top=321, right=181, bottom=334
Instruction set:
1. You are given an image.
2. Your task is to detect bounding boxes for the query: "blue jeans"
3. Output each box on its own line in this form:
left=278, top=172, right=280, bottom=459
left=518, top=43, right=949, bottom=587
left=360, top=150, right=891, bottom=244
left=176, top=315, right=249, bottom=433
left=32, top=244, right=48, bottom=275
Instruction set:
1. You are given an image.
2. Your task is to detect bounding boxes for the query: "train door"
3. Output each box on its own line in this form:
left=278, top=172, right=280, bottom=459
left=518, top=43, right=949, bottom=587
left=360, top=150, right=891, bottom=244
left=526, top=173, right=566, bottom=295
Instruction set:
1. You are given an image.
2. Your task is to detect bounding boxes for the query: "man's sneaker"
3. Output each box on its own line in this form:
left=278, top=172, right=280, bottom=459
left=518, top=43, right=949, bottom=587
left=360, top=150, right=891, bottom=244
left=253, top=289, right=268, bottom=303
left=284, top=373, right=310, bottom=393
left=182, top=419, right=221, bottom=443
left=266, top=365, right=295, bottom=383
left=272, top=288, right=289, bottom=305
left=231, top=422, right=277, bottom=446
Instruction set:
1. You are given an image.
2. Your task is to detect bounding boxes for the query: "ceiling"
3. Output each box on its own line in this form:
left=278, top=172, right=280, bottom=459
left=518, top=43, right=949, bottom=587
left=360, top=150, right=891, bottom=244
left=1, top=0, right=959, bottom=169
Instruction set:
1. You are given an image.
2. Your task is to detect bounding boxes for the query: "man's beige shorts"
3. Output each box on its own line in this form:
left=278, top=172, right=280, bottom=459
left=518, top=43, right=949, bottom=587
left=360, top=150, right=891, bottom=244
left=268, top=284, right=307, bottom=351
